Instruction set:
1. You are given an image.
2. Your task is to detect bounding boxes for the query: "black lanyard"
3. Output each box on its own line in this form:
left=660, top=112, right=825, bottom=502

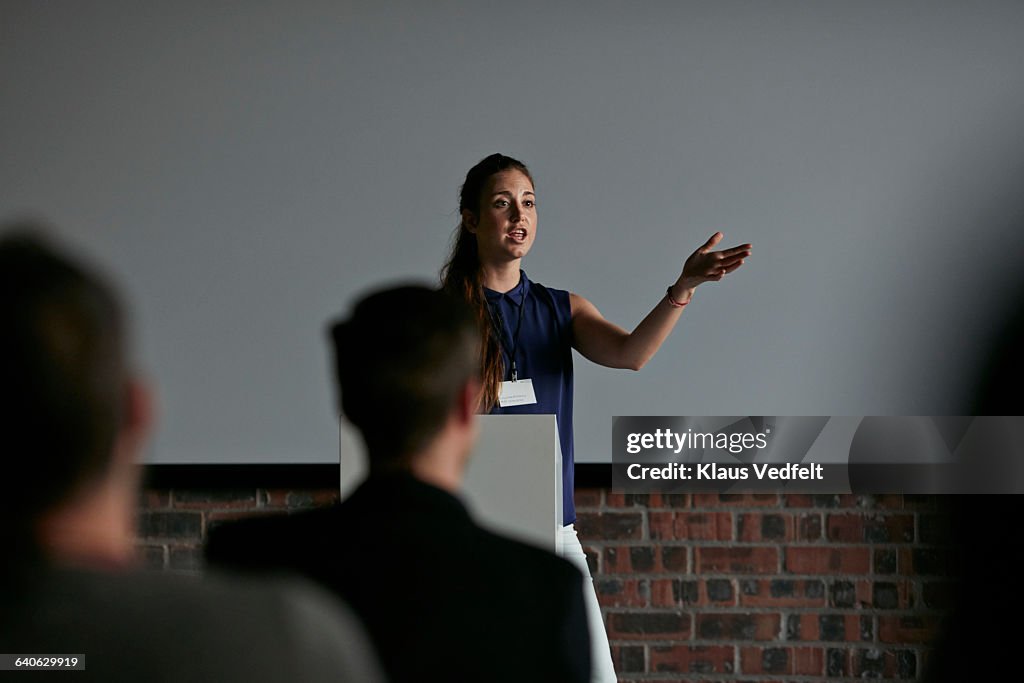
left=486, top=290, right=527, bottom=382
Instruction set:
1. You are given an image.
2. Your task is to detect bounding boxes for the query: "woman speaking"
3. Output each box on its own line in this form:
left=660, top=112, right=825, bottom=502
left=441, top=153, right=751, bottom=682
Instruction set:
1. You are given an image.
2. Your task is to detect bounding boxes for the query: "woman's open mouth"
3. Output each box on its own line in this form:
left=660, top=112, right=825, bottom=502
left=507, top=228, right=528, bottom=243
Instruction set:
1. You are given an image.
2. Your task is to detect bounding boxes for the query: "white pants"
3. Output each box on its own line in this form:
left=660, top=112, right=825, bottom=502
left=558, top=524, right=617, bottom=683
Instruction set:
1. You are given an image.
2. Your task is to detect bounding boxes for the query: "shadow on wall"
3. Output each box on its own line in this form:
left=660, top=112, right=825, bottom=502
left=900, top=98, right=1024, bottom=678
left=922, top=258, right=1024, bottom=681
left=973, top=279, right=1024, bottom=416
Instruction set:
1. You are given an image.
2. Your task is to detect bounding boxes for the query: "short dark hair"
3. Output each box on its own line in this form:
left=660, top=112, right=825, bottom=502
left=329, top=285, right=479, bottom=467
left=0, top=226, right=127, bottom=528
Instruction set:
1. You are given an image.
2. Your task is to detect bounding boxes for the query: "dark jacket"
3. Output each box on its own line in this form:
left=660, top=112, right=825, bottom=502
left=206, top=473, right=591, bottom=683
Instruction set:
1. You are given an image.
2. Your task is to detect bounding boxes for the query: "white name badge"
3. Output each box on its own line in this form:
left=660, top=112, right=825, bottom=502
left=498, top=378, right=538, bottom=407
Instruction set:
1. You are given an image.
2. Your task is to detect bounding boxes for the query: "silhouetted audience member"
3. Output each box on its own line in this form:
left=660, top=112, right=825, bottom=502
left=0, top=227, right=382, bottom=683
left=207, top=285, right=591, bottom=683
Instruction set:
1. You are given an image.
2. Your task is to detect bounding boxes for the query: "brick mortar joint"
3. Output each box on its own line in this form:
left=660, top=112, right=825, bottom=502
left=584, top=501, right=923, bottom=511
left=591, top=570, right=933, bottom=577
left=580, top=538, right=939, bottom=545
left=600, top=606, right=943, bottom=615
left=581, top=542, right=936, bottom=549
left=609, top=639, right=933, bottom=649
left=596, top=574, right=929, bottom=583
left=614, top=680, right=920, bottom=683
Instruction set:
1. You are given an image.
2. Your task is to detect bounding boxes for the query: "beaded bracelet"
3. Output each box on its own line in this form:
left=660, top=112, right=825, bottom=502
left=666, top=285, right=690, bottom=308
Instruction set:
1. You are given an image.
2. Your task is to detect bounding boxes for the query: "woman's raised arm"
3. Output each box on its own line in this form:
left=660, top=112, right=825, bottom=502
left=570, top=232, right=751, bottom=370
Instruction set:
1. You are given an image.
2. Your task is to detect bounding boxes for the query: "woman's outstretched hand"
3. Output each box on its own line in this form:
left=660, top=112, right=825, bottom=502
left=672, top=232, right=751, bottom=301
left=571, top=231, right=751, bottom=370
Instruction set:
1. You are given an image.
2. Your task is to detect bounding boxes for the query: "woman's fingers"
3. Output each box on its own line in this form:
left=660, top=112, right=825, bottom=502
left=702, top=258, right=745, bottom=280
left=681, top=234, right=750, bottom=287
left=700, top=231, right=724, bottom=253
left=718, top=254, right=747, bottom=270
left=714, top=244, right=753, bottom=259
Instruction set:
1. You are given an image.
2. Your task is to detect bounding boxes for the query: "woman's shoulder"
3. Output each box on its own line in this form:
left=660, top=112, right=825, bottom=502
left=528, top=278, right=570, bottom=307
left=525, top=276, right=573, bottom=337
left=524, top=272, right=567, bottom=296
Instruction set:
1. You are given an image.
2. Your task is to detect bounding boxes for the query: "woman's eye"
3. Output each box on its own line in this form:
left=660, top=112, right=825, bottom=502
left=495, top=200, right=509, bottom=208
left=524, top=200, right=535, bottom=207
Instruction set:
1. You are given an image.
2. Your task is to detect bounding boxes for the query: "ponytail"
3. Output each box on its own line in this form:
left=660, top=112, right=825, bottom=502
left=440, top=153, right=533, bottom=411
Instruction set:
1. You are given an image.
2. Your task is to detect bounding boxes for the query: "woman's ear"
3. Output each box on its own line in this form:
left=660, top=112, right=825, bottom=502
left=461, top=209, right=478, bottom=234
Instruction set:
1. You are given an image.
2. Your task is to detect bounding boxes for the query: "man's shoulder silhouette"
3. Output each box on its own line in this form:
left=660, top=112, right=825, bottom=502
left=1, top=558, right=380, bottom=682
left=207, top=474, right=591, bottom=683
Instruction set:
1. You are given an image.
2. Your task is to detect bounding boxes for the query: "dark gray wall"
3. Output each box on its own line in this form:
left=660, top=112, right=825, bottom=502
left=3, top=1, right=1023, bottom=463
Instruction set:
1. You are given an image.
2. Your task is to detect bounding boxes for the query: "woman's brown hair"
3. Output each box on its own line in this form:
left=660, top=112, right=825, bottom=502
left=440, top=153, right=534, bottom=411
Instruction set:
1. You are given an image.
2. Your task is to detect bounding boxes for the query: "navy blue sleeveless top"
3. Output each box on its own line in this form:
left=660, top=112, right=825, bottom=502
left=485, top=271, right=576, bottom=525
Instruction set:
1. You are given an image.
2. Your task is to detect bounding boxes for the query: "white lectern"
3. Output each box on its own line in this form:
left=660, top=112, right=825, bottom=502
left=340, top=415, right=563, bottom=553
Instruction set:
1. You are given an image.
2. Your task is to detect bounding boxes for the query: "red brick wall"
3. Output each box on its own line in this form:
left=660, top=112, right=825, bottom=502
left=575, top=492, right=951, bottom=681
left=137, top=489, right=952, bottom=681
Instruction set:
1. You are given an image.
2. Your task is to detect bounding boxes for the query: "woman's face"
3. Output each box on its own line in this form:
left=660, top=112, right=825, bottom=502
left=464, top=169, right=537, bottom=265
